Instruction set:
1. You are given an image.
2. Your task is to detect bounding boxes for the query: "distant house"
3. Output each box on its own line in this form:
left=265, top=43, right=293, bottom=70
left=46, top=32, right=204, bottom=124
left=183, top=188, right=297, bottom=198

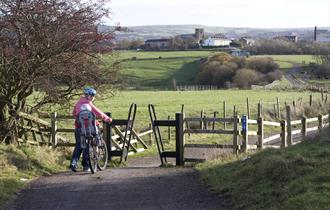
left=273, top=35, right=298, bottom=43
left=314, top=26, right=330, bottom=42
left=202, top=35, right=232, bottom=47
left=239, top=37, right=255, bottom=46
left=144, top=38, right=171, bottom=49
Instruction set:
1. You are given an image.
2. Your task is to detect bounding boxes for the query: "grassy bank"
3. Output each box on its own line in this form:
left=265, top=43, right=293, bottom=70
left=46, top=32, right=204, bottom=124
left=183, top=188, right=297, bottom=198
left=197, top=128, right=330, bottom=210
left=0, top=145, right=70, bottom=207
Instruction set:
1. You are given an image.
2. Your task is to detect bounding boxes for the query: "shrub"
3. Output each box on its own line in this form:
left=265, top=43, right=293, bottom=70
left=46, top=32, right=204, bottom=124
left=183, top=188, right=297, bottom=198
left=247, top=57, right=279, bottom=74
left=233, top=69, right=261, bottom=88
left=264, top=69, right=283, bottom=82
left=196, top=53, right=280, bottom=88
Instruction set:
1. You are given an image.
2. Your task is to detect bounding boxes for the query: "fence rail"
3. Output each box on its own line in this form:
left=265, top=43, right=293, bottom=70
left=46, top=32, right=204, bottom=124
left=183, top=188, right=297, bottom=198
left=151, top=106, right=329, bottom=165
left=17, top=112, right=153, bottom=157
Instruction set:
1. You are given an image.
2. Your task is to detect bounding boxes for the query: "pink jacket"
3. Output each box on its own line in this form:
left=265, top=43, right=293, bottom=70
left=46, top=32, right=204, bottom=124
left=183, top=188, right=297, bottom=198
left=73, top=97, right=111, bottom=128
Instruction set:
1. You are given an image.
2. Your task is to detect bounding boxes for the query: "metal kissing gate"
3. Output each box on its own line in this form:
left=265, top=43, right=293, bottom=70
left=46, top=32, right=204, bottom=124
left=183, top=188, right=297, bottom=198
left=148, top=104, right=184, bottom=166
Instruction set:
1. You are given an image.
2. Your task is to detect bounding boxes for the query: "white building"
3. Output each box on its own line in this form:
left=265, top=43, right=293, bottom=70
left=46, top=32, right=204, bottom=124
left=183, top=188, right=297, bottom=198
left=202, top=37, right=232, bottom=47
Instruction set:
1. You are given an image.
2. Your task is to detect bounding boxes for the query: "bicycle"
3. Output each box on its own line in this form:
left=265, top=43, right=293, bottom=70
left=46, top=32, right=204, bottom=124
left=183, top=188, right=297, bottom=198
left=86, top=131, right=108, bottom=174
left=77, top=110, right=109, bottom=174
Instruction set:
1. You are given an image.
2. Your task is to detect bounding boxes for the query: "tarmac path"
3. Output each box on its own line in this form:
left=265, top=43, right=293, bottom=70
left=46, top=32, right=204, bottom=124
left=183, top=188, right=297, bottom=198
left=4, top=156, right=230, bottom=210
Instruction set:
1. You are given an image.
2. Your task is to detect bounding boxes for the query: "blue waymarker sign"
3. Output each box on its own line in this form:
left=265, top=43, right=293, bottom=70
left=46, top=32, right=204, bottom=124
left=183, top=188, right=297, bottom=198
left=242, top=115, right=247, bottom=132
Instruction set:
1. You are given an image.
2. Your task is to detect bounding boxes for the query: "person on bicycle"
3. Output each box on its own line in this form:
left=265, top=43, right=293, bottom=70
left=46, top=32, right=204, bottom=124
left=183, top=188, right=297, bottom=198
left=70, top=87, right=112, bottom=172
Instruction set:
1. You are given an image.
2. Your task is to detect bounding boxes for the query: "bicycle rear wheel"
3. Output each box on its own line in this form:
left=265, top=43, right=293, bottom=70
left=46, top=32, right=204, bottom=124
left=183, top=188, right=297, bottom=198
left=97, top=138, right=108, bottom=170
left=87, top=138, right=98, bottom=174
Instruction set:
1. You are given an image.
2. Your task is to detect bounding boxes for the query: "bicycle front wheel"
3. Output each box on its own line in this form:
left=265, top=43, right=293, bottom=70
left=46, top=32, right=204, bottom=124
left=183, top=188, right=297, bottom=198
left=88, top=138, right=98, bottom=174
left=97, top=138, right=108, bottom=170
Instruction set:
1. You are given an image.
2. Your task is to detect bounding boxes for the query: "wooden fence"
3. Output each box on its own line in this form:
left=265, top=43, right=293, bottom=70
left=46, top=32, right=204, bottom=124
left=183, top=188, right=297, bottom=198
left=17, top=112, right=153, bottom=157
left=151, top=106, right=330, bottom=166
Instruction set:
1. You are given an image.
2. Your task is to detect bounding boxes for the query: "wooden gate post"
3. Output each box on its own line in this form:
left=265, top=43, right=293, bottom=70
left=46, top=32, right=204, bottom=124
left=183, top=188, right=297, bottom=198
left=318, top=114, right=323, bottom=130
left=175, top=112, right=184, bottom=166
left=277, top=97, right=280, bottom=118
left=258, top=117, right=264, bottom=150
left=104, top=112, right=112, bottom=160
left=286, top=106, right=292, bottom=145
left=302, top=116, right=307, bottom=137
left=223, top=101, right=227, bottom=129
left=51, top=112, right=58, bottom=147
left=233, top=115, right=239, bottom=154
left=328, top=110, right=330, bottom=128
left=242, top=115, right=248, bottom=152
left=257, top=102, right=264, bottom=150
left=246, top=98, right=250, bottom=119
left=281, top=120, right=287, bottom=148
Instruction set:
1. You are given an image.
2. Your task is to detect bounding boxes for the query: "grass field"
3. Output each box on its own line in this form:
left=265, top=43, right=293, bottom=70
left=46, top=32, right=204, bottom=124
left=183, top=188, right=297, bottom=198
left=197, top=128, right=330, bottom=210
left=250, top=54, right=317, bottom=69
left=104, top=51, right=318, bottom=89
left=93, top=89, right=319, bottom=129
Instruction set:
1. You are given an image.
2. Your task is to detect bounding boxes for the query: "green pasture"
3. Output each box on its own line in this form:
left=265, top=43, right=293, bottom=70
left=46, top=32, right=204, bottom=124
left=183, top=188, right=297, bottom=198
left=250, top=54, right=317, bottom=69
left=105, top=51, right=318, bottom=89
left=112, top=50, right=215, bottom=60
left=94, top=89, right=318, bottom=129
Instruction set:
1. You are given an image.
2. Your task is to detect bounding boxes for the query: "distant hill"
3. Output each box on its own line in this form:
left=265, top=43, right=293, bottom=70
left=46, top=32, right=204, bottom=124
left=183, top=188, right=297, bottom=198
left=99, top=24, right=330, bottom=41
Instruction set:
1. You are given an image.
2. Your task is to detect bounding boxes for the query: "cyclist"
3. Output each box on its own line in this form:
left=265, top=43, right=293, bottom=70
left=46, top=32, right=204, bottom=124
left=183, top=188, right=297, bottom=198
left=70, top=87, right=112, bottom=172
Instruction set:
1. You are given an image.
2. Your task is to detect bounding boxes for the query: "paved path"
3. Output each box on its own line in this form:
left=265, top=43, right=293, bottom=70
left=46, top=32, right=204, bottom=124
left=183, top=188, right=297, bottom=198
left=5, top=156, right=229, bottom=210
left=284, top=64, right=307, bottom=88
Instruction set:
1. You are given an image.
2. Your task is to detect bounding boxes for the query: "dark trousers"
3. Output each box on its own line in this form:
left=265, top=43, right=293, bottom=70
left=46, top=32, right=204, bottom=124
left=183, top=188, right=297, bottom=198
left=70, top=128, right=88, bottom=168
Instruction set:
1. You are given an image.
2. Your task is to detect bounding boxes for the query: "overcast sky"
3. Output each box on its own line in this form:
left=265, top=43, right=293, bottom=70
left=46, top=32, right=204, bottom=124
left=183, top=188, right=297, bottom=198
left=106, top=0, right=330, bottom=28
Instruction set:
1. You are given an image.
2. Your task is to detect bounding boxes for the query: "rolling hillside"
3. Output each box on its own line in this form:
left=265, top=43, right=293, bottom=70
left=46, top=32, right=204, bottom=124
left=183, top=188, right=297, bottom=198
left=103, top=51, right=317, bottom=89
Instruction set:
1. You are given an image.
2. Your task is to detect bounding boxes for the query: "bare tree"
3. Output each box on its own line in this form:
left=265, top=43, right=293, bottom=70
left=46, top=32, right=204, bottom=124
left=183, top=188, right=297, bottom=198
left=0, top=0, right=119, bottom=143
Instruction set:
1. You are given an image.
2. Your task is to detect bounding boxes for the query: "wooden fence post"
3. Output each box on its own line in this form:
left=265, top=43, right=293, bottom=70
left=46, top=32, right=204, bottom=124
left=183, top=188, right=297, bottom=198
left=257, top=102, right=263, bottom=118
left=212, top=112, right=217, bottom=130
left=233, top=115, right=239, bottom=154
left=104, top=112, right=112, bottom=160
left=200, top=109, right=204, bottom=129
left=281, top=120, right=287, bottom=148
left=318, top=114, right=323, bottom=130
left=223, top=101, right=227, bottom=129
left=286, top=106, right=292, bottom=145
left=325, top=95, right=328, bottom=104
left=277, top=97, right=280, bottom=118
left=242, top=115, right=248, bottom=152
left=51, top=112, right=58, bottom=147
left=321, top=89, right=324, bottom=103
left=168, top=115, right=171, bottom=141
left=302, top=116, right=307, bottom=137
left=258, top=117, right=264, bottom=150
left=246, top=98, right=250, bottom=119
left=329, top=110, right=330, bottom=128
left=176, top=112, right=184, bottom=166
left=273, top=104, right=277, bottom=118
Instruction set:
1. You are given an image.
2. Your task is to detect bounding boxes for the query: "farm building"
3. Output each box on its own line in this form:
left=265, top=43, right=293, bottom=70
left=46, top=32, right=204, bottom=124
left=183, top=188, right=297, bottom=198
left=202, top=36, right=232, bottom=47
